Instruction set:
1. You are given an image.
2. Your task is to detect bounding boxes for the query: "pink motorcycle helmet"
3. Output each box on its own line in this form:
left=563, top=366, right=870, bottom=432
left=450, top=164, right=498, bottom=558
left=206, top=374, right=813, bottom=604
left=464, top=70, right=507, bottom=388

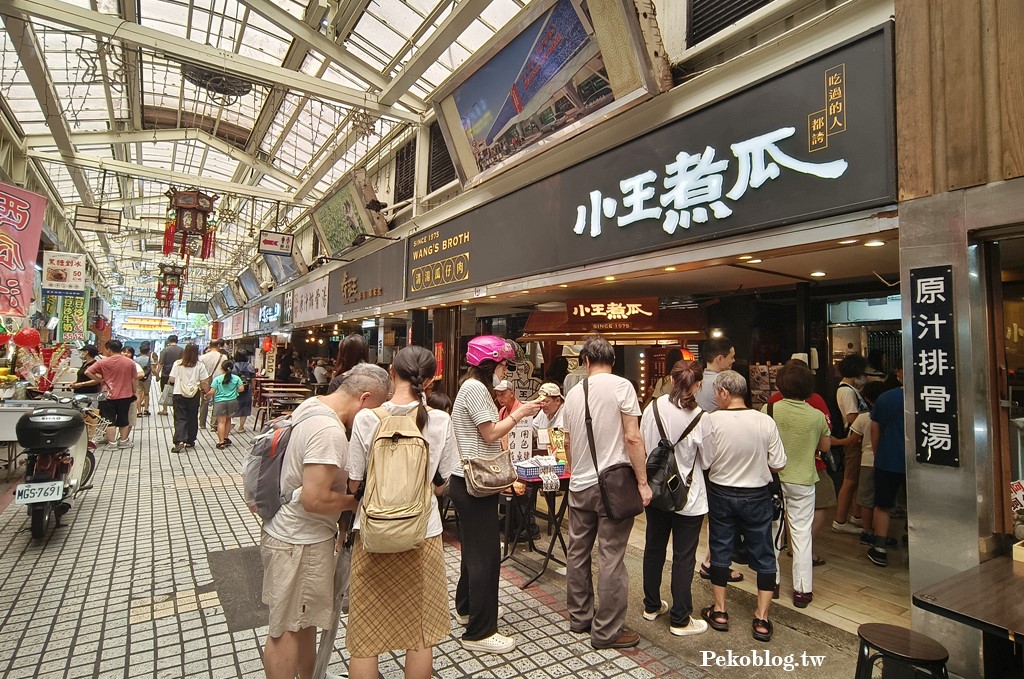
left=466, top=335, right=517, bottom=366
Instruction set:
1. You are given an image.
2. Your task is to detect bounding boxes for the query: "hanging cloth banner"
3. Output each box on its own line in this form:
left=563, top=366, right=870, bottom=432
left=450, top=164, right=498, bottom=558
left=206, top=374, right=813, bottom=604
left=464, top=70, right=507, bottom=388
left=0, top=182, right=47, bottom=317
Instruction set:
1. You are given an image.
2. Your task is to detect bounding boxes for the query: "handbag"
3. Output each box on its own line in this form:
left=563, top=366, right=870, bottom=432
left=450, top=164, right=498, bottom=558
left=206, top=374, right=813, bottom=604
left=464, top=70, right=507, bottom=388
left=158, top=383, right=173, bottom=407
left=461, top=449, right=517, bottom=498
left=817, top=448, right=839, bottom=474
left=583, top=378, right=644, bottom=521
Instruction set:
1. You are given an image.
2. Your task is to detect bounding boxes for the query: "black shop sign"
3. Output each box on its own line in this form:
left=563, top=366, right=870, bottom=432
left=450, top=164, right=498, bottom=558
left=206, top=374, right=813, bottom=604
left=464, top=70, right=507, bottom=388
left=910, top=266, right=958, bottom=467
left=406, top=26, right=895, bottom=299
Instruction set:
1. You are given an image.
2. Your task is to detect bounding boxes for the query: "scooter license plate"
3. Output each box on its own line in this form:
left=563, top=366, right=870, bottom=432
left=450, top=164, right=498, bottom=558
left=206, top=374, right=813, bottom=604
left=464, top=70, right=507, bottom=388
left=14, top=481, right=64, bottom=505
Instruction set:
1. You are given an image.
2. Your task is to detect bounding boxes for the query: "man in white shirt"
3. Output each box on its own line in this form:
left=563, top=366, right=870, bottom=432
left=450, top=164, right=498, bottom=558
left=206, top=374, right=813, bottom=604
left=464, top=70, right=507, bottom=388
left=312, top=360, right=331, bottom=384
left=695, top=338, right=736, bottom=413
left=261, top=363, right=389, bottom=679
left=562, top=336, right=651, bottom=650
left=198, top=340, right=227, bottom=431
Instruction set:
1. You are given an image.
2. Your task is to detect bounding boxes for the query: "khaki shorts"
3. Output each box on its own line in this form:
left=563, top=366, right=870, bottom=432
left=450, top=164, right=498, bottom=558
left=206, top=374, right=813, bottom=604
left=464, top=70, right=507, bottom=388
left=814, top=470, right=837, bottom=509
left=260, top=533, right=337, bottom=638
left=857, top=466, right=875, bottom=508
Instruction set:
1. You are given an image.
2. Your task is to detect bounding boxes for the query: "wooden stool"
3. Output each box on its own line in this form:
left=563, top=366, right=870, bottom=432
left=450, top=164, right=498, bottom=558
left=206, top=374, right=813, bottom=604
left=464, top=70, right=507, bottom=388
left=856, top=623, right=950, bottom=679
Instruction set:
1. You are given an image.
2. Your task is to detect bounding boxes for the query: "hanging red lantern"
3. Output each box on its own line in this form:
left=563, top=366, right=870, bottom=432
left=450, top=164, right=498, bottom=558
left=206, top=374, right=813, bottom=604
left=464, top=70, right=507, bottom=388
left=13, top=327, right=40, bottom=348
left=164, top=188, right=218, bottom=262
left=262, top=336, right=274, bottom=353
left=93, top=315, right=108, bottom=331
left=0, top=333, right=11, bottom=345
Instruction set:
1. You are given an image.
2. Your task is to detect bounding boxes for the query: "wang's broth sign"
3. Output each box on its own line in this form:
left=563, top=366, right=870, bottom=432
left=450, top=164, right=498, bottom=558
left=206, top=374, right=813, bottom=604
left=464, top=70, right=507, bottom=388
left=406, top=27, right=895, bottom=299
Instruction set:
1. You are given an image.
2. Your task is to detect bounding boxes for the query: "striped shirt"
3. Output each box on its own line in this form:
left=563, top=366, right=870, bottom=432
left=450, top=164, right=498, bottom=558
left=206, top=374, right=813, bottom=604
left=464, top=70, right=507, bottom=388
left=451, top=378, right=500, bottom=477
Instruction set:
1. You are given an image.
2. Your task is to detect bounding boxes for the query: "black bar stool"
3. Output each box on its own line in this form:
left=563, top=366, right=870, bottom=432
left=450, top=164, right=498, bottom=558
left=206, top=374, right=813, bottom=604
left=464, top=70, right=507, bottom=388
left=856, top=623, right=950, bottom=679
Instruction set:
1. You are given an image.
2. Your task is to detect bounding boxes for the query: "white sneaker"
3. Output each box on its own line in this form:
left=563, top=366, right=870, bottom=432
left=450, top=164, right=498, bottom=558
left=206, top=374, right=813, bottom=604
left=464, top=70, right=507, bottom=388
left=461, top=632, right=516, bottom=654
left=455, top=605, right=506, bottom=626
left=670, top=618, right=708, bottom=636
left=117, top=440, right=132, bottom=448
left=849, top=515, right=864, bottom=527
left=642, top=599, right=669, bottom=621
left=832, top=520, right=861, bottom=535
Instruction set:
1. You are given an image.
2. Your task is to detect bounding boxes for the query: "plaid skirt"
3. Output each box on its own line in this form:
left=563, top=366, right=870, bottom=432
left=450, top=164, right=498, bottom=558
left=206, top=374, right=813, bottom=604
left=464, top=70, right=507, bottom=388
left=346, top=534, right=450, bottom=657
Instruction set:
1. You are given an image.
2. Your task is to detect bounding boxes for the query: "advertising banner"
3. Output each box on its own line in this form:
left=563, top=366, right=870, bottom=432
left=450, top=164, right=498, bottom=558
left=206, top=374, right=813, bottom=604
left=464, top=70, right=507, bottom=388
left=292, top=274, right=330, bottom=325
left=58, top=292, right=88, bottom=342
left=0, top=182, right=47, bottom=316
left=42, top=252, right=86, bottom=297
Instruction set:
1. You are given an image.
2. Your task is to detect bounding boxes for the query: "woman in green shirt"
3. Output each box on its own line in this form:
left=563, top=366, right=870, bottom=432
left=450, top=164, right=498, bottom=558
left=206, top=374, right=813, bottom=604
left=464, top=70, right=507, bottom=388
left=207, top=360, right=243, bottom=449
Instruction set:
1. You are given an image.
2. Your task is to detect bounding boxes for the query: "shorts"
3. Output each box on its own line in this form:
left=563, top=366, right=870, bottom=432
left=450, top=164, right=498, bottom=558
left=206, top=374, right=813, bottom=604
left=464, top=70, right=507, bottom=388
left=137, top=377, right=153, bottom=393
left=843, top=446, right=862, bottom=482
left=260, top=533, right=337, bottom=638
left=814, top=470, right=837, bottom=509
left=857, top=467, right=875, bottom=508
left=873, top=469, right=906, bottom=510
left=212, top=400, right=238, bottom=418
left=99, top=397, right=134, bottom=427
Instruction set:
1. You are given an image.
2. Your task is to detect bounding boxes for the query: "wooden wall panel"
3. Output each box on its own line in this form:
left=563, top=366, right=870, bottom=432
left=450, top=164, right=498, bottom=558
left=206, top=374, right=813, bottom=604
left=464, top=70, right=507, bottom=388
left=895, top=0, right=934, bottom=200
left=940, top=0, right=988, bottom=191
left=997, top=0, right=1024, bottom=179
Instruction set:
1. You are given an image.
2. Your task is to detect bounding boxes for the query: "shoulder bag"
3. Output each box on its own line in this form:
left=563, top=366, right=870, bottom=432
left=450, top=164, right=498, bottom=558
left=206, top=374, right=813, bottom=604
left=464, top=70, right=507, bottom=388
left=460, top=405, right=517, bottom=497
left=583, top=377, right=644, bottom=520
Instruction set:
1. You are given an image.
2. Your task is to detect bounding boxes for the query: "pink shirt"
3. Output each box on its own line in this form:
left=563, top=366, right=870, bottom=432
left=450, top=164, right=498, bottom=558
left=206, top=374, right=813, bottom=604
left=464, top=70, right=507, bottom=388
left=88, top=355, right=139, bottom=399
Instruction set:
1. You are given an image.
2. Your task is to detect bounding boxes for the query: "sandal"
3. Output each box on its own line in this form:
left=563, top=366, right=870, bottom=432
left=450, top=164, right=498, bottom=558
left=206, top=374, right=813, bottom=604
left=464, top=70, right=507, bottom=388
left=812, top=556, right=826, bottom=567
left=752, top=617, right=773, bottom=642
left=700, top=606, right=729, bottom=632
left=699, top=564, right=744, bottom=583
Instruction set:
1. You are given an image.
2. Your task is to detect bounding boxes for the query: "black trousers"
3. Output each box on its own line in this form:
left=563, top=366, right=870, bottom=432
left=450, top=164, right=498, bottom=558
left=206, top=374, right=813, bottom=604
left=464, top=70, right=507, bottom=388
left=642, top=507, right=704, bottom=627
left=172, top=394, right=200, bottom=444
left=448, top=475, right=500, bottom=641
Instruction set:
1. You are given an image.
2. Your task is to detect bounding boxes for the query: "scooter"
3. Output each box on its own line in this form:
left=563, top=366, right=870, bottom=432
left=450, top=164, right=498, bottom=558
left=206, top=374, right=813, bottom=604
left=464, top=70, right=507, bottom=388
left=14, top=393, right=97, bottom=540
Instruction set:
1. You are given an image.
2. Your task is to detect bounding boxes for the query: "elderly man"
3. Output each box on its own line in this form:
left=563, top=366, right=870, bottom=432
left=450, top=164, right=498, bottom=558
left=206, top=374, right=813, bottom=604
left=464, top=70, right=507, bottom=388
left=702, top=370, right=786, bottom=643
left=494, top=380, right=521, bottom=450
left=261, top=363, right=390, bottom=679
left=199, top=340, right=228, bottom=432
left=562, top=336, right=651, bottom=650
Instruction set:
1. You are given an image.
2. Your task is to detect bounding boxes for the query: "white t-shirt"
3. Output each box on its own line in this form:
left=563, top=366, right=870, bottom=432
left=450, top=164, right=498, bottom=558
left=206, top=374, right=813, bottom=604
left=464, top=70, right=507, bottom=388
left=450, top=378, right=500, bottom=477
left=562, top=373, right=642, bottom=493
left=533, top=405, right=564, bottom=431
left=168, top=361, right=210, bottom=396
left=263, top=398, right=350, bottom=545
left=837, top=382, right=867, bottom=428
left=850, top=412, right=874, bottom=467
left=640, top=397, right=714, bottom=516
left=705, top=409, right=787, bottom=487
left=200, top=350, right=226, bottom=383
left=347, top=401, right=460, bottom=538
left=695, top=369, right=720, bottom=413
left=313, top=365, right=330, bottom=383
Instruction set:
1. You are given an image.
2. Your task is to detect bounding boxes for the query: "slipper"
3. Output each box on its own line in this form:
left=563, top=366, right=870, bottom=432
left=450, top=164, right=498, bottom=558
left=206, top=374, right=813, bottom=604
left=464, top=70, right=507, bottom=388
left=752, top=617, right=773, bottom=642
left=812, top=557, right=826, bottom=567
left=700, top=606, right=729, bottom=632
left=699, top=564, right=744, bottom=583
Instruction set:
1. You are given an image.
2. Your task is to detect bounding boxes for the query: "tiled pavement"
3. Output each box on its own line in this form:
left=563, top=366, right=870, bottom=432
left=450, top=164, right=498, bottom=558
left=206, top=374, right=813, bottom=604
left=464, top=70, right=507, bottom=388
left=0, top=403, right=858, bottom=678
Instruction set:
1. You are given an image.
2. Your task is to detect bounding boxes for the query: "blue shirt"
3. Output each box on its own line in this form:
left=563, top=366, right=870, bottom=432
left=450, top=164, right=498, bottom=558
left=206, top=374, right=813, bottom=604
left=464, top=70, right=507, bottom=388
left=210, top=373, right=241, bottom=403
left=871, top=387, right=905, bottom=473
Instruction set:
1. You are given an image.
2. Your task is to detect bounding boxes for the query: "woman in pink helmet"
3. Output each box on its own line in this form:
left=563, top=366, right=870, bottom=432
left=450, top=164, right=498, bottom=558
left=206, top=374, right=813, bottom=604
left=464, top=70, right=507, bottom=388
left=449, top=335, right=541, bottom=654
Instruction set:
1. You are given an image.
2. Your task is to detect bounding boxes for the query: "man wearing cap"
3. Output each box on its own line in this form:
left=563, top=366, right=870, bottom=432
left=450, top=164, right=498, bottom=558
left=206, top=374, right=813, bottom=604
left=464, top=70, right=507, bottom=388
left=494, top=380, right=522, bottom=451
left=532, top=382, right=565, bottom=431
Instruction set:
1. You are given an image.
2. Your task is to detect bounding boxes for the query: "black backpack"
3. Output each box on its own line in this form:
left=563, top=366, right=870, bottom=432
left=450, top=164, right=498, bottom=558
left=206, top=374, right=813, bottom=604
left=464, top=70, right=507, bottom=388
left=646, top=398, right=704, bottom=513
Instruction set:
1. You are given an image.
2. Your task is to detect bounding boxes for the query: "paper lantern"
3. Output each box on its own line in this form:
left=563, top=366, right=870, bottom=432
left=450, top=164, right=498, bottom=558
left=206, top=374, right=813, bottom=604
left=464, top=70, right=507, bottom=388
left=0, top=333, right=10, bottom=345
left=13, top=327, right=40, bottom=348
left=262, top=336, right=274, bottom=353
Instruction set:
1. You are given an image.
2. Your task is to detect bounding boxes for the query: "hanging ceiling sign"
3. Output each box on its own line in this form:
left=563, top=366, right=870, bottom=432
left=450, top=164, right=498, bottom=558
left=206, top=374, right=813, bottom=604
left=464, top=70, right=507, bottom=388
left=258, top=230, right=294, bottom=256
left=407, top=27, right=895, bottom=299
left=910, top=265, right=959, bottom=467
left=73, top=205, right=121, bottom=234
left=0, top=182, right=46, bottom=316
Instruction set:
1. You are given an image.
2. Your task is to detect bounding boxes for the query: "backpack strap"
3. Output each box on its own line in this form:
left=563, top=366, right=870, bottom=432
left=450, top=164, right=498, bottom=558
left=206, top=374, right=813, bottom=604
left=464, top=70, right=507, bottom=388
left=651, top=397, right=669, bottom=443
left=674, top=409, right=705, bottom=488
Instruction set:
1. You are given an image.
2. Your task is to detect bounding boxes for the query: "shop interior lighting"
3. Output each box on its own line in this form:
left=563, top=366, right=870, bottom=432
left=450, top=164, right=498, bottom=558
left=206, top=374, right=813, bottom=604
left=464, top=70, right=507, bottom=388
left=810, top=271, right=827, bottom=277
left=664, top=267, right=677, bottom=272
left=839, top=239, right=859, bottom=245
left=747, top=259, right=763, bottom=264
left=710, top=328, right=724, bottom=338
left=864, top=240, right=886, bottom=247
left=604, top=276, right=616, bottom=281
left=489, top=295, right=497, bottom=299
left=461, top=299, right=470, bottom=303
left=559, top=284, right=569, bottom=288
left=738, top=255, right=753, bottom=260
left=308, top=329, right=313, bottom=335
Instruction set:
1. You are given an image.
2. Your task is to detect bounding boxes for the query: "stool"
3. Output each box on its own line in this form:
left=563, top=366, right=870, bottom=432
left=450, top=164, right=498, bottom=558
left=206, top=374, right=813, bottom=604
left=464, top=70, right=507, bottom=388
left=856, top=623, right=950, bottom=679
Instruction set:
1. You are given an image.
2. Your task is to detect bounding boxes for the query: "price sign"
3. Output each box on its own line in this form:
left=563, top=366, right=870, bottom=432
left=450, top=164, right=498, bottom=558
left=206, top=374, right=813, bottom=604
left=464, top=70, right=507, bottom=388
left=508, top=416, right=533, bottom=463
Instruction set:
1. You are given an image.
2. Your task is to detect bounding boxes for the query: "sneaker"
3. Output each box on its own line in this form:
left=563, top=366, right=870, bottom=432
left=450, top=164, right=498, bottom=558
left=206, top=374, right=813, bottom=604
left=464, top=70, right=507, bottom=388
left=455, top=605, right=506, bottom=626
left=849, top=515, right=864, bottom=527
left=891, top=504, right=907, bottom=519
left=642, top=600, right=669, bottom=621
left=867, top=547, right=888, bottom=567
left=832, top=520, right=860, bottom=535
left=462, top=633, right=516, bottom=654
left=117, top=440, right=133, bottom=448
left=859, top=531, right=875, bottom=546
left=670, top=618, right=708, bottom=637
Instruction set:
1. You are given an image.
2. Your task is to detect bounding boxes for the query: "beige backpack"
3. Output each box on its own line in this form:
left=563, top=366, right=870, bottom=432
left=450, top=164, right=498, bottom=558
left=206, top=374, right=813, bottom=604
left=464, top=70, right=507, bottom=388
left=359, top=406, right=432, bottom=553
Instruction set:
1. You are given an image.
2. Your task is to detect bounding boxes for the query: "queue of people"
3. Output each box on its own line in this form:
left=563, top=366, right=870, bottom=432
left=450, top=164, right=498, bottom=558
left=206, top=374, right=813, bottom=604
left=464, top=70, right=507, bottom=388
left=254, top=332, right=906, bottom=678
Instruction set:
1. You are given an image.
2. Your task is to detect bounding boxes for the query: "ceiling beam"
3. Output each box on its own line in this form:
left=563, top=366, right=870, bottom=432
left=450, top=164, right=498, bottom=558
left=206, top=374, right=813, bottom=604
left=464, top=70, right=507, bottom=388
left=3, top=0, right=421, bottom=123
left=378, top=0, right=493, bottom=106
left=330, top=0, right=371, bottom=45
left=25, top=128, right=302, bottom=190
left=27, top=149, right=315, bottom=204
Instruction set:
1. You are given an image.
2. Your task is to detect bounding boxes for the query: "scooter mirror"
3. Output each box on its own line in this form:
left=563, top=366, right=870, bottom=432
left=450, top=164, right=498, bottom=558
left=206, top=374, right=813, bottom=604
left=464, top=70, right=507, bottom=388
left=31, top=365, right=48, bottom=378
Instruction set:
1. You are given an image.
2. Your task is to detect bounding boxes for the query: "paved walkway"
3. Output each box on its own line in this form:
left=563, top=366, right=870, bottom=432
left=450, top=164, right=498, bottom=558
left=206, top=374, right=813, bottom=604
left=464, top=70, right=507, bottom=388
left=0, top=407, right=859, bottom=678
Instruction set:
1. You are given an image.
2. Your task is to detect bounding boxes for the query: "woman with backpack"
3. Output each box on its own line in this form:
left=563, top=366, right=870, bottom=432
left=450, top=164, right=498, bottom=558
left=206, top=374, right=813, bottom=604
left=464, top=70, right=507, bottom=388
left=208, top=360, right=243, bottom=449
left=169, top=344, right=211, bottom=453
left=231, top=350, right=257, bottom=433
left=638, top=359, right=714, bottom=637
left=344, top=345, right=459, bottom=679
